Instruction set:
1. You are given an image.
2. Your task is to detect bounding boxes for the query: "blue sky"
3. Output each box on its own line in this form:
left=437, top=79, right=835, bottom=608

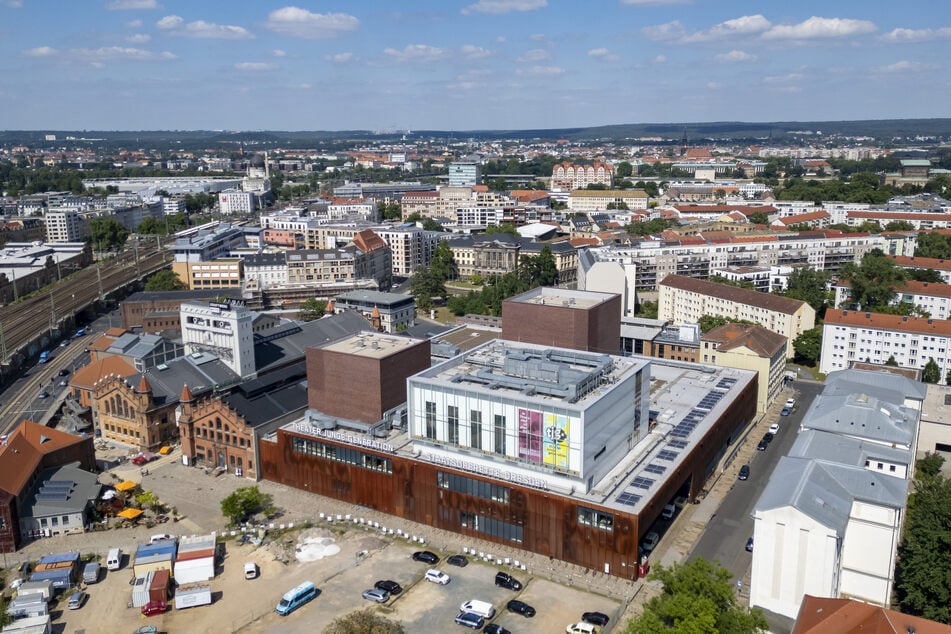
left=1, top=0, right=949, bottom=131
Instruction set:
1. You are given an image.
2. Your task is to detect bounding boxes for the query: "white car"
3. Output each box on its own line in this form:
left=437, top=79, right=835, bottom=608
left=768, top=423, right=780, bottom=435
left=641, top=531, right=660, bottom=553
left=785, top=398, right=795, bottom=409
left=424, top=569, right=450, bottom=585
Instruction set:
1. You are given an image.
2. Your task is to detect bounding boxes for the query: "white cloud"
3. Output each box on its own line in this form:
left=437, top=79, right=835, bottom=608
left=4, top=0, right=24, bottom=7
left=324, top=52, right=354, bottom=63
left=715, top=49, right=756, bottom=62
left=22, top=46, right=58, bottom=57
left=683, top=14, right=771, bottom=43
left=126, top=19, right=143, bottom=28
left=517, top=48, right=550, bottom=62
left=762, top=16, right=876, bottom=40
left=706, top=81, right=722, bottom=89
left=234, top=62, right=276, bottom=71
left=587, top=48, right=619, bottom=61
left=882, top=27, right=951, bottom=43
left=383, top=44, right=447, bottom=63
left=653, top=54, right=666, bottom=63
left=461, top=0, right=547, bottom=15
left=265, top=6, right=359, bottom=39
left=461, top=44, right=492, bottom=59
left=641, top=20, right=687, bottom=41
left=517, top=65, right=563, bottom=76
left=72, top=46, right=175, bottom=64
left=272, top=49, right=287, bottom=57
left=127, top=33, right=151, bottom=43
left=875, top=60, right=937, bottom=73
left=107, top=0, right=157, bottom=9
left=495, top=35, right=506, bottom=43
left=156, top=15, right=253, bottom=39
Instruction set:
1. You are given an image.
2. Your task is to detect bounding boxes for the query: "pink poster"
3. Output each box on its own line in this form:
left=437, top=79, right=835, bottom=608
left=518, top=408, right=542, bottom=462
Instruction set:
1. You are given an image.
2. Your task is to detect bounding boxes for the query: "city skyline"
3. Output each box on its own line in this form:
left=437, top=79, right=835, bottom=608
left=1, top=1, right=949, bottom=131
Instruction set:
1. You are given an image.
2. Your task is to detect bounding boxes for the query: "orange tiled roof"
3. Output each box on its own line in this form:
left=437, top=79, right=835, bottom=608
left=569, top=238, right=599, bottom=248
left=70, top=357, right=138, bottom=390
left=351, top=229, right=388, bottom=254
left=777, top=211, right=831, bottom=225
left=887, top=254, right=951, bottom=272
left=793, top=595, right=951, bottom=634
left=0, top=422, right=89, bottom=496
left=825, top=309, right=951, bottom=336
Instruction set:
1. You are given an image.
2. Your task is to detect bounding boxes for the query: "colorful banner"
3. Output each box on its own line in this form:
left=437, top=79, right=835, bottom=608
left=543, top=413, right=570, bottom=469
left=517, top=409, right=543, bottom=463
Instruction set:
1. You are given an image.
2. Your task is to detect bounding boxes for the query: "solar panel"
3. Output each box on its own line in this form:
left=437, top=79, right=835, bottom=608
left=645, top=463, right=666, bottom=475
left=657, top=450, right=679, bottom=461
left=668, top=439, right=688, bottom=449
left=632, top=477, right=654, bottom=490
left=616, top=492, right=641, bottom=506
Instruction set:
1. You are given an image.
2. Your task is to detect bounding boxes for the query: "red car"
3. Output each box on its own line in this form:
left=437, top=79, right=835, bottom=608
left=141, top=600, right=168, bottom=617
left=131, top=455, right=151, bottom=466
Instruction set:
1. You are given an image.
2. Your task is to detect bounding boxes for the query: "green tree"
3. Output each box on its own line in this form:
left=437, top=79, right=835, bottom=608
left=922, top=357, right=941, bottom=384
left=885, top=355, right=900, bottom=367
left=635, top=299, right=658, bottom=319
left=489, top=177, right=508, bottom=192
left=298, top=298, right=328, bottom=322
left=519, top=245, right=558, bottom=287
left=429, top=241, right=457, bottom=282
left=945, top=368, right=951, bottom=385
left=895, top=454, right=951, bottom=623
left=220, top=486, right=273, bottom=525
left=325, top=609, right=405, bottom=634
left=783, top=267, right=831, bottom=315
left=410, top=265, right=445, bottom=312
left=915, top=232, right=951, bottom=259
left=792, top=327, right=823, bottom=365
left=144, top=270, right=186, bottom=292
left=910, top=268, right=944, bottom=283
left=837, top=251, right=909, bottom=311
left=625, top=558, right=767, bottom=634
left=485, top=223, right=519, bottom=237
left=379, top=202, right=402, bottom=221
left=748, top=212, right=769, bottom=225
left=616, top=161, right=633, bottom=179
left=89, top=216, right=130, bottom=252
left=698, top=315, right=731, bottom=333
left=885, top=220, right=916, bottom=231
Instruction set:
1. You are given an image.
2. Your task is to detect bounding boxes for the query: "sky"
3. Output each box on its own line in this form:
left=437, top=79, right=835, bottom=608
left=1, top=0, right=950, bottom=132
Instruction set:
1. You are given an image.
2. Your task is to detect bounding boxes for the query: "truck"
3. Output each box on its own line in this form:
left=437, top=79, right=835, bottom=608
left=82, top=561, right=100, bottom=584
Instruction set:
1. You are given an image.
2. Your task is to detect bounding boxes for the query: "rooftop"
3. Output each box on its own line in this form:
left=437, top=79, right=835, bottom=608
left=661, top=274, right=810, bottom=316
left=22, top=463, right=101, bottom=518
left=824, top=309, right=951, bottom=337
left=505, top=286, right=617, bottom=310
left=321, top=331, right=426, bottom=360
left=334, top=289, right=415, bottom=307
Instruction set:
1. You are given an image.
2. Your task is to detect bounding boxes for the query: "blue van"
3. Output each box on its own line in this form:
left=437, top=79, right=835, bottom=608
left=38, top=350, right=50, bottom=364
left=275, top=581, right=317, bottom=616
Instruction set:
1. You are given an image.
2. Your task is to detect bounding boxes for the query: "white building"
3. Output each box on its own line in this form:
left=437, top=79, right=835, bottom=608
left=219, top=190, right=255, bottom=215
left=180, top=301, right=256, bottom=379
left=242, top=252, right=288, bottom=290
left=162, top=197, right=186, bottom=216
left=833, top=279, right=951, bottom=320
left=750, top=369, right=922, bottom=621
left=568, top=190, right=649, bottom=213
left=448, top=162, right=480, bottom=187
left=44, top=209, right=84, bottom=243
left=821, top=309, right=951, bottom=379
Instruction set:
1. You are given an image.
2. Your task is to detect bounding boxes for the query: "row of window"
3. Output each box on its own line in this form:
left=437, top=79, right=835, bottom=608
left=459, top=510, right=523, bottom=544
left=424, top=403, right=514, bottom=457
left=38, top=514, right=73, bottom=528
left=103, top=423, right=142, bottom=439
left=577, top=505, right=614, bottom=532
left=437, top=470, right=510, bottom=505
left=291, top=436, right=393, bottom=474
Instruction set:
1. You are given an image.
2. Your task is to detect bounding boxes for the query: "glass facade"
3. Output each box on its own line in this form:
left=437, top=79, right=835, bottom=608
left=291, top=436, right=392, bottom=474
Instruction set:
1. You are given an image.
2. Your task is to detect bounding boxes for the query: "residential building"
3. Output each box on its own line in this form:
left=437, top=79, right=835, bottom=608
left=751, top=369, right=924, bottom=621
left=447, top=234, right=578, bottom=283
left=172, top=223, right=246, bottom=263
left=242, top=252, right=288, bottom=290
left=18, top=464, right=101, bottom=541
left=793, top=595, right=951, bottom=634
left=551, top=162, right=614, bottom=190
left=647, top=324, right=700, bottom=363
left=501, top=288, right=621, bottom=355
left=162, top=197, right=186, bottom=216
left=658, top=275, right=814, bottom=358
left=833, top=279, right=951, bottom=320
left=886, top=254, right=951, bottom=285
left=846, top=210, right=951, bottom=230
left=44, top=210, right=84, bottom=243
left=448, top=162, right=480, bottom=187
left=330, top=290, right=415, bottom=333
left=700, top=323, right=787, bottom=413
left=567, top=190, right=649, bottom=213
left=821, top=309, right=951, bottom=380
left=172, top=258, right=243, bottom=291
left=218, top=190, right=255, bottom=215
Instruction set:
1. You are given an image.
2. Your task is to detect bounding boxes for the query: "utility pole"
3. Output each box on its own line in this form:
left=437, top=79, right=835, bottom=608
left=50, top=293, right=57, bottom=335
left=96, top=263, right=104, bottom=300
left=0, top=321, right=7, bottom=362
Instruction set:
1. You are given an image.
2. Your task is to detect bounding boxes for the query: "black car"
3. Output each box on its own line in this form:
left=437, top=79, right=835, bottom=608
left=583, top=611, right=610, bottom=626
left=756, top=439, right=769, bottom=451
left=38, top=391, right=49, bottom=399
left=762, top=432, right=774, bottom=444
left=745, top=537, right=754, bottom=552
left=738, top=464, right=750, bottom=481
left=495, top=571, right=522, bottom=590
left=411, top=551, right=439, bottom=564
left=485, top=625, right=512, bottom=634
left=506, top=599, right=536, bottom=617
left=447, top=554, right=469, bottom=567
left=375, top=579, right=402, bottom=595
left=58, top=368, right=70, bottom=376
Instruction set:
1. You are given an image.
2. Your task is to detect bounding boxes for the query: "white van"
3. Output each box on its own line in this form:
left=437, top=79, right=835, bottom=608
left=244, top=562, right=259, bottom=580
left=106, top=548, right=122, bottom=571
left=459, top=599, right=496, bottom=619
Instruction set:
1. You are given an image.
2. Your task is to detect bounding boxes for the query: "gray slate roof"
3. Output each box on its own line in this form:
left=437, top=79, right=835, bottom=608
left=790, top=429, right=911, bottom=469
left=254, top=311, right=368, bottom=373
left=22, top=463, right=101, bottom=518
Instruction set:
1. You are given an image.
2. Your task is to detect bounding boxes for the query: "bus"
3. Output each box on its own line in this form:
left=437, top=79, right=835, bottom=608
left=38, top=351, right=51, bottom=364
left=275, top=581, right=317, bottom=616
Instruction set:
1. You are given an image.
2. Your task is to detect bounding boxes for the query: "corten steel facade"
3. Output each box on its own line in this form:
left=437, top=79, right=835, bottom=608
left=258, top=376, right=755, bottom=579
left=501, top=289, right=621, bottom=355
left=306, top=334, right=430, bottom=423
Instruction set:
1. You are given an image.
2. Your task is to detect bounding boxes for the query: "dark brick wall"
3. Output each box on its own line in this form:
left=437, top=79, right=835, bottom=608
left=501, top=294, right=621, bottom=354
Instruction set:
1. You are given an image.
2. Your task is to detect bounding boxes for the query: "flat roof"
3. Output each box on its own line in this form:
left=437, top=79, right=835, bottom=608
left=322, top=331, right=425, bottom=359
left=505, top=286, right=616, bottom=310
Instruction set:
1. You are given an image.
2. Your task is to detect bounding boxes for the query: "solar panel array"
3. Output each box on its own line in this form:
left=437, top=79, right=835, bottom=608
left=696, top=389, right=725, bottom=411
left=671, top=408, right=706, bottom=438
left=645, top=463, right=667, bottom=475
left=632, top=476, right=655, bottom=490
left=615, top=492, right=642, bottom=507
left=668, top=439, right=688, bottom=449
left=35, top=480, right=76, bottom=503
left=657, top=449, right=679, bottom=461
left=716, top=376, right=737, bottom=390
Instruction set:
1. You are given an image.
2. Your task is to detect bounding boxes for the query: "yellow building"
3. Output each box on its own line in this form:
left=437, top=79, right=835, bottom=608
left=701, top=323, right=787, bottom=413
left=172, top=259, right=243, bottom=290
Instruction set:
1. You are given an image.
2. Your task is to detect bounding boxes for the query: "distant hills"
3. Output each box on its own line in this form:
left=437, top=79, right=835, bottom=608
left=2, top=119, right=951, bottom=149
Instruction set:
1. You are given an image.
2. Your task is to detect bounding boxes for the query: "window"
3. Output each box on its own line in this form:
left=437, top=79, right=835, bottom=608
left=291, top=436, right=392, bottom=474
left=470, top=410, right=482, bottom=450
left=437, top=471, right=509, bottom=504
left=578, top=506, right=614, bottom=532
left=447, top=406, right=459, bottom=445
left=494, top=414, right=506, bottom=455
left=425, top=401, right=437, bottom=440
left=458, top=510, right=522, bottom=543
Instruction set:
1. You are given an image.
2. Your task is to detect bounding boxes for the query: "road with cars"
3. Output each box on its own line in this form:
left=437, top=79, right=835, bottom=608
left=689, top=381, right=823, bottom=582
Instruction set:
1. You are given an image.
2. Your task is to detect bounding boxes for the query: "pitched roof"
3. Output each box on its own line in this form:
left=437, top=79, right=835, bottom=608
left=660, top=275, right=809, bottom=315
left=351, top=228, right=388, bottom=254
left=70, top=356, right=138, bottom=390
left=793, top=595, right=951, bottom=634
left=887, top=254, right=951, bottom=272
left=0, top=422, right=89, bottom=496
left=701, top=322, right=787, bottom=357
left=824, top=309, right=951, bottom=337
left=776, top=210, right=831, bottom=225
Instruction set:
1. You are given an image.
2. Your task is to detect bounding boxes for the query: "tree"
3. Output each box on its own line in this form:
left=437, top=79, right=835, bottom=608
left=886, top=355, right=900, bottom=367
left=837, top=251, right=909, bottom=311
left=89, top=216, right=129, bottom=252
left=747, top=212, right=769, bottom=225
left=885, top=220, right=916, bottom=231
left=298, top=298, right=328, bottom=322
left=144, top=270, right=186, bottom=292
left=220, top=486, right=273, bottom=525
left=485, top=223, right=519, bottom=237
left=636, top=299, right=658, bottom=319
left=616, top=161, right=633, bottom=179
left=325, top=609, right=405, bottom=634
left=922, top=357, right=941, bottom=384
left=698, top=315, right=731, bottom=333
left=379, top=202, right=402, bottom=221
left=895, top=454, right=951, bottom=623
left=410, top=265, right=445, bottom=312
left=910, top=268, right=944, bottom=283
left=793, top=327, right=823, bottom=365
left=429, top=240, right=457, bottom=282
left=783, top=267, right=830, bottom=315
left=916, top=232, right=951, bottom=259
left=946, top=368, right=951, bottom=385
left=625, top=558, right=767, bottom=634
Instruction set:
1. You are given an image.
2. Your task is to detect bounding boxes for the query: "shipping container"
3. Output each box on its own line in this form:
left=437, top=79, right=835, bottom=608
left=14, top=581, right=53, bottom=601
left=0, top=614, right=52, bottom=634
left=7, top=596, right=49, bottom=619
left=37, top=552, right=80, bottom=566
left=27, top=569, right=72, bottom=589
left=174, top=584, right=212, bottom=610
left=174, top=548, right=215, bottom=585
left=131, top=573, right=151, bottom=608
left=149, top=569, right=170, bottom=603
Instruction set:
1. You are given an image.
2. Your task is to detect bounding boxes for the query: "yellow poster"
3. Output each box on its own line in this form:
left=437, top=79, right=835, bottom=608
left=543, top=414, right=570, bottom=469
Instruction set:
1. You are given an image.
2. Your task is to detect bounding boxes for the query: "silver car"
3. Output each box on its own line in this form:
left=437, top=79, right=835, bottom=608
left=362, top=588, right=390, bottom=603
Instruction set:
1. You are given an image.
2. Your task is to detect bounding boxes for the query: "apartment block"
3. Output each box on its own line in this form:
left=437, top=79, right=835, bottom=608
left=551, top=162, right=614, bottom=190
left=568, top=189, right=649, bottom=213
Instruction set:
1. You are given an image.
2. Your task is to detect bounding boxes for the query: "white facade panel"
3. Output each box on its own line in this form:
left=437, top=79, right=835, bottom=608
left=174, top=557, right=215, bottom=585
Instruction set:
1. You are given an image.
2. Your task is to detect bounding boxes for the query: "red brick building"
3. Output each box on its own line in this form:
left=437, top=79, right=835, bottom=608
left=501, top=288, right=621, bottom=355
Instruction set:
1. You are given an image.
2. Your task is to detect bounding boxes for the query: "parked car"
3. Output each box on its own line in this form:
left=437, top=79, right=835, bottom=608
left=424, top=569, right=450, bottom=585
left=768, top=423, right=780, bottom=434
left=454, top=612, right=484, bottom=630
left=149, top=533, right=174, bottom=544
left=244, top=562, right=259, bottom=579
left=583, top=611, right=610, bottom=626
left=494, top=571, right=523, bottom=590
left=68, top=591, right=87, bottom=610
left=507, top=599, right=536, bottom=617
left=756, top=439, right=769, bottom=451
left=641, top=531, right=660, bottom=553
left=785, top=398, right=795, bottom=409
left=567, top=622, right=598, bottom=634
left=132, top=627, right=158, bottom=634
left=58, top=368, right=70, bottom=376
left=762, top=432, right=774, bottom=444
left=141, top=600, right=168, bottom=617
left=447, top=554, right=469, bottom=567
left=362, top=588, right=389, bottom=603
left=781, top=407, right=791, bottom=416
left=746, top=537, right=754, bottom=552
left=738, top=465, right=750, bottom=481
left=374, top=579, right=402, bottom=595
left=485, top=625, right=512, bottom=634
left=412, top=550, right=439, bottom=564
left=661, top=503, right=676, bottom=520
